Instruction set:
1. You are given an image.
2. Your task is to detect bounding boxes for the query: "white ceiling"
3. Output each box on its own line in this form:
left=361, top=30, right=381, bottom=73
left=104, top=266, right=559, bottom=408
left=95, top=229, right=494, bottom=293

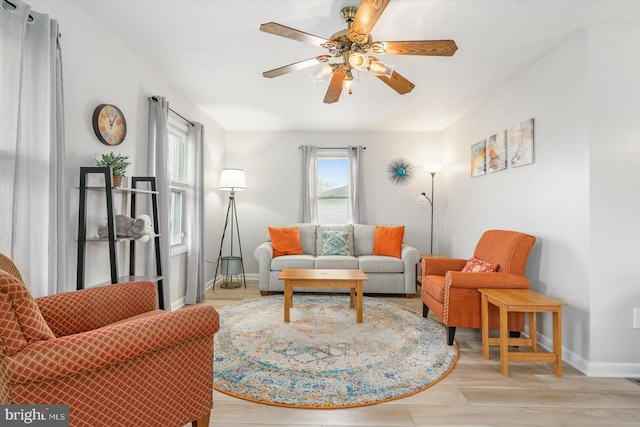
left=73, top=0, right=640, bottom=132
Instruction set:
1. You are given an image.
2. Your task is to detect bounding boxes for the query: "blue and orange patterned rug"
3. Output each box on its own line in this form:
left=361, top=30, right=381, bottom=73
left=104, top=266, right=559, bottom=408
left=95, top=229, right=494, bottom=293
left=213, top=295, right=458, bottom=408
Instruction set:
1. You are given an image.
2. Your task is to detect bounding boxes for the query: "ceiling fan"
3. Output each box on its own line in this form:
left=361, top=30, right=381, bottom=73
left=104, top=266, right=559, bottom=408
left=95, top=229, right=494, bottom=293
left=260, top=0, right=458, bottom=104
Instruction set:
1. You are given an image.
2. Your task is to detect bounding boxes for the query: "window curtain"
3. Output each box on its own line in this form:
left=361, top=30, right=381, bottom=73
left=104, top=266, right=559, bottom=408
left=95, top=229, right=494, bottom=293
left=298, top=145, right=318, bottom=223
left=0, top=0, right=67, bottom=297
left=148, top=96, right=171, bottom=311
left=185, top=123, right=205, bottom=304
left=348, top=145, right=366, bottom=224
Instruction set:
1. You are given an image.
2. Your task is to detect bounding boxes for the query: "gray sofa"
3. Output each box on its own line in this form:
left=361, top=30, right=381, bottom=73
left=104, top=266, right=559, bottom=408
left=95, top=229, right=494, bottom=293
left=254, top=224, right=420, bottom=297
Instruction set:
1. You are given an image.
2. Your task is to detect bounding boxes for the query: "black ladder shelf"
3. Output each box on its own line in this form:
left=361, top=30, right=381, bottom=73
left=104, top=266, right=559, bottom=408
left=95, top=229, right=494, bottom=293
left=76, top=166, right=164, bottom=309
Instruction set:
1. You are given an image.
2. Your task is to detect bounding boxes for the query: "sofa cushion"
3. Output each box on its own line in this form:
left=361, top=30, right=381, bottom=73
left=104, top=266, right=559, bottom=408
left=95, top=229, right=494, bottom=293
left=462, top=256, right=499, bottom=273
left=353, top=224, right=375, bottom=256
left=0, top=270, right=56, bottom=356
left=321, top=229, right=351, bottom=255
left=316, top=225, right=354, bottom=256
left=269, top=226, right=304, bottom=257
left=271, top=255, right=316, bottom=271
left=296, top=223, right=317, bottom=255
left=373, top=226, right=405, bottom=258
left=422, top=275, right=446, bottom=303
left=358, top=255, right=404, bottom=273
left=315, top=256, right=359, bottom=270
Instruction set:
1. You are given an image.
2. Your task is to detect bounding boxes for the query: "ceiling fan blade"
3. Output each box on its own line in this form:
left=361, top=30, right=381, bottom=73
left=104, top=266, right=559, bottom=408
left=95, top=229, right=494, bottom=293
left=375, top=69, right=415, bottom=95
left=349, top=0, right=390, bottom=43
left=263, top=56, right=330, bottom=78
left=373, top=40, right=458, bottom=56
left=260, top=22, right=328, bottom=47
left=324, top=67, right=347, bottom=104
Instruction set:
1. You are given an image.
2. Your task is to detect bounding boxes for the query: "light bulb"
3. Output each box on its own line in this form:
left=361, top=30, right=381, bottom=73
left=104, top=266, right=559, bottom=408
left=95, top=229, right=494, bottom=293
left=343, top=71, right=354, bottom=95
left=348, top=52, right=368, bottom=70
left=368, top=58, right=394, bottom=78
left=311, top=63, right=333, bottom=82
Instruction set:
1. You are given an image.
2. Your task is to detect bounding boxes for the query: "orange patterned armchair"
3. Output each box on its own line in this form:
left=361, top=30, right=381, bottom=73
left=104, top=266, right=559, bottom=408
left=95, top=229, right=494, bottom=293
left=0, top=254, right=219, bottom=427
left=422, top=230, right=536, bottom=345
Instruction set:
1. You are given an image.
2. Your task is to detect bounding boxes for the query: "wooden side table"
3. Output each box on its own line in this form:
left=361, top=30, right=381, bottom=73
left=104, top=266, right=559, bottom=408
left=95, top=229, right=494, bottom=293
left=478, top=288, right=567, bottom=377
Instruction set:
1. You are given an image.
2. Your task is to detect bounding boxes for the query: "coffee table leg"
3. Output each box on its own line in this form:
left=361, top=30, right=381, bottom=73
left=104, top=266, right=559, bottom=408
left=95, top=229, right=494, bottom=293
left=349, top=287, right=355, bottom=309
left=356, top=281, right=363, bottom=323
left=284, top=281, right=291, bottom=322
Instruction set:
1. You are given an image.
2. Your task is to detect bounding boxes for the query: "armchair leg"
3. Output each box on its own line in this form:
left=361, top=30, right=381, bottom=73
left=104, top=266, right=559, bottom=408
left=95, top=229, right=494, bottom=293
left=422, top=303, right=429, bottom=318
left=192, top=411, right=210, bottom=427
left=447, top=327, right=456, bottom=345
left=509, top=331, right=521, bottom=338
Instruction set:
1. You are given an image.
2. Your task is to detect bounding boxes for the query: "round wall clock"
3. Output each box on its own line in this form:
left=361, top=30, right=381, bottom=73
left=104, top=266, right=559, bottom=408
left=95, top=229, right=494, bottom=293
left=92, top=104, right=127, bottom=145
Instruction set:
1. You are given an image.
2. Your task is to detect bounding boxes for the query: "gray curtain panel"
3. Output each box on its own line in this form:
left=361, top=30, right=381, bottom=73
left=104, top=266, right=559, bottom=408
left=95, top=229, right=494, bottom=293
left=348, top=145, right=366, bottom=224
left=298, top=145, right=318, bottom=223
left=148, top=96, right=171, bottom=311
left=185, top=123, right=206, bottom=304
left=0, top=1, right=67, bottom=296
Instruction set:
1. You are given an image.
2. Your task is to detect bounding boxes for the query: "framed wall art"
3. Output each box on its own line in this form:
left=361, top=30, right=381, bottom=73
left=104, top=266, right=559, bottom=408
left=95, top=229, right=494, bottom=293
left=507, top=118, right=534, bottom=167
left=488, top=130, right=507, bottom=173
left=470, top=140, right=486, bottom=177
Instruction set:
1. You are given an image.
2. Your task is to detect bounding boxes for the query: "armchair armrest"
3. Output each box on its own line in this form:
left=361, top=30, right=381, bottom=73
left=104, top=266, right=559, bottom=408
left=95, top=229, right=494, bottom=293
left=446, top=271, right=530, bottom=290
left=423, top=257, right=468, bottom=276
left=6, top=305, right=219, bottom=385
left=36, top=281, right=158, bottom=337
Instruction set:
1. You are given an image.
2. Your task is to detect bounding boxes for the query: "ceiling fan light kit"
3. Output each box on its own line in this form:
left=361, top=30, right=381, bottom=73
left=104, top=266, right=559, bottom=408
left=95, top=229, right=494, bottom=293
left=260, top=0, right=458, bottom=104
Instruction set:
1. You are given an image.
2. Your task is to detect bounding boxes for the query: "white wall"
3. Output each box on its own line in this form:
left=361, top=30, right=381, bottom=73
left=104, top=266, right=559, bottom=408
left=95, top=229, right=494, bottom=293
left=30, top=1, right=226, bottom=307
left=440, top=27, right=640, bottom=375
left=587, top=25, right=640, bottom=369
left=222, top=131, right=441, bottom=275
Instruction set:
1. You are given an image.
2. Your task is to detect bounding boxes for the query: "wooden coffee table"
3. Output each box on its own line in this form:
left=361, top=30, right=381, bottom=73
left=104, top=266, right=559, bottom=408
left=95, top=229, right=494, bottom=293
left=278, top=269, right=369, bottom=323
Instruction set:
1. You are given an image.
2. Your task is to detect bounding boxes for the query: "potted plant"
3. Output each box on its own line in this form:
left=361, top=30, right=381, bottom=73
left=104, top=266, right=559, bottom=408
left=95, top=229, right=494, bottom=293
left=96, top=152, right=131, bottom=187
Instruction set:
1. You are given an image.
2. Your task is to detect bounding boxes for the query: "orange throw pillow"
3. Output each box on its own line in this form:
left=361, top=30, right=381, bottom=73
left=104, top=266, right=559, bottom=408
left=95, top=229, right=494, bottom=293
left=269, top=227, right=304, bottom=258
left=373, top=226, right=405, bottom=258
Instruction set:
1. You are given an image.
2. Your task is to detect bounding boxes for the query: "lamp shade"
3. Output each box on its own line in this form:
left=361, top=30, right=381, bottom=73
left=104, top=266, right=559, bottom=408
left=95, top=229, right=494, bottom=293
left=218, top=168, right=246, bottom=191
left=424, top=164, right=444, bottom=174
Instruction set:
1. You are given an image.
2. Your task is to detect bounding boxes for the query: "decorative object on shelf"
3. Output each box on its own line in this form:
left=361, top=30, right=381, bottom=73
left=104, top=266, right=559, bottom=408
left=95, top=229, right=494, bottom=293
left=488, top=130, right=507, bottom=173
left=386, top=157, right=414, bottom=185
left=470, top=140, right=486, bottom=177
left=95, top=152, right=130, bottom=187
left=214, top=168, right=247, bottom=289
left=92, top=104, right=127, bottom=146
left=97, top=214, right=154, bottom=243
left=416, top=164, right=443, bottom=254
left=508, top=118, right=535, bottom=167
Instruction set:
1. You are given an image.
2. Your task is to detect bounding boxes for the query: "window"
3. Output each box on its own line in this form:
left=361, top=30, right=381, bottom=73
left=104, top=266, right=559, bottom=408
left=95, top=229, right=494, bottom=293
left=317, top=149, right=349, bottom=224
left=167, top=117, right=189, bottom=249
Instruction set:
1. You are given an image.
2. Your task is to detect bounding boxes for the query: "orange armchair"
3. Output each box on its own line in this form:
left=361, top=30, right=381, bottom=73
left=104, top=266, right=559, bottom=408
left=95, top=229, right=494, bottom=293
left=422, top=230, right=536, bottom=345
left=0, top=255, right=219, bottom=427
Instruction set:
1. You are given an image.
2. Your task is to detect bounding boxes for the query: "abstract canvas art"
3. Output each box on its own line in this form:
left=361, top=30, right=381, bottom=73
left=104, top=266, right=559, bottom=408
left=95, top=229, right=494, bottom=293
left=488, top=130, right=507, bottom=173
left=507, top=118, right=534, bottom=167
left=471, top=140, right=486, bottom=177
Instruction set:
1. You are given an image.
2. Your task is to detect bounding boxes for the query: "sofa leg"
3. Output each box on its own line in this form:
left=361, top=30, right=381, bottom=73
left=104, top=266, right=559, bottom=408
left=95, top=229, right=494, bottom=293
left=447, top=327, right=456, bottom=345
left=192, top=410, right=210, bottom=427
left=405, top=293, right=415, bottom=298
left=422, top=303, right=429, bottom=318
left=260, top=291, right=271, bottom=296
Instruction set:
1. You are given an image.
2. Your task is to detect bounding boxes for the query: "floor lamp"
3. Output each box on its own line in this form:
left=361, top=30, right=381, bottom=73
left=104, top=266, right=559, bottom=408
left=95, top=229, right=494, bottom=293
left=416, top=164, right=443, bottom=255
left=214, top=168, right=247, bottom=289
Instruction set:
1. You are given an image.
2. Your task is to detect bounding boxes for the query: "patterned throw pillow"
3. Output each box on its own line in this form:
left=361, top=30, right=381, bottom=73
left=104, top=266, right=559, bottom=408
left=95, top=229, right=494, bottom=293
left=322, top=229, right=351, bottom=256
left=461, top=256, right=499, bottom=272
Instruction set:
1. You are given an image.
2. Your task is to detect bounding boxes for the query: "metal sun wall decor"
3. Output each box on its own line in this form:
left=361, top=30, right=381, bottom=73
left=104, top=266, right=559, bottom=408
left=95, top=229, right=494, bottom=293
left=387, top=158, right=414, bottom=185
left=471, top=118, right=534, bottom=177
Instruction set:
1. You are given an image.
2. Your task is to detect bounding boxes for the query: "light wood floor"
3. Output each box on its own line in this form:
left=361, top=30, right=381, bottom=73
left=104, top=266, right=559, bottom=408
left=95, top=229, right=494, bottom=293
left=195, top=281, right=640, bottom=426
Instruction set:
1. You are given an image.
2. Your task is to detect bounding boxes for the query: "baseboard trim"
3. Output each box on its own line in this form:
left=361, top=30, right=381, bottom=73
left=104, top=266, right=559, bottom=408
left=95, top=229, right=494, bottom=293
left=525, top=326, right=640, bottom=377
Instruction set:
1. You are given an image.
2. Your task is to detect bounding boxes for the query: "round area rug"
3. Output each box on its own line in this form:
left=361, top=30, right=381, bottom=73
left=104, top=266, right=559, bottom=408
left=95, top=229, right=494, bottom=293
left=213, top=295, right=458, bottom=408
